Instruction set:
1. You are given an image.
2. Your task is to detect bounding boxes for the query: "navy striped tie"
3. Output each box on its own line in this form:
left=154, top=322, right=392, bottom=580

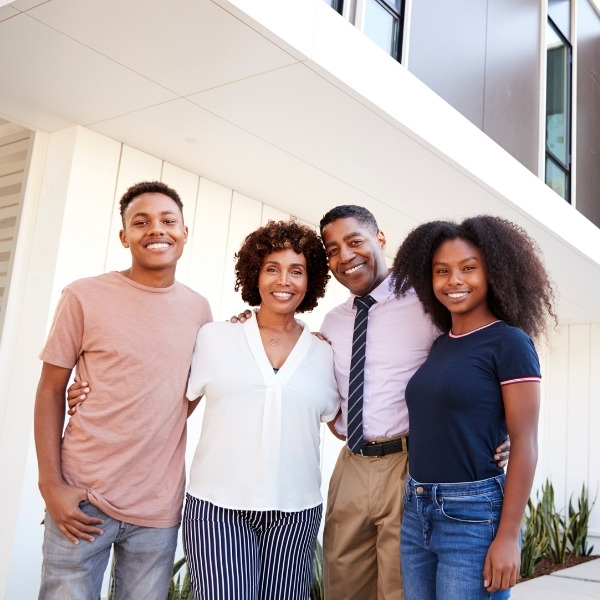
left=347, top=295, right=376, bottom=453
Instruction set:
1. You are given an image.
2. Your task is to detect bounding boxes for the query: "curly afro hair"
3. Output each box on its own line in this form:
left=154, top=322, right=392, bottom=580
left=234, top=220, right=330, bottom=313
left=392, top=215, right=557, bottom=340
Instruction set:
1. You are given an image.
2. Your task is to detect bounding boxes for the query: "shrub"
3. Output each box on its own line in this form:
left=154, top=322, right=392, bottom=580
left=520, top=496, right=550, bottom=578
left=567, top=483, right=597, bottom=557
left=520, top=479, right=597, bottom=578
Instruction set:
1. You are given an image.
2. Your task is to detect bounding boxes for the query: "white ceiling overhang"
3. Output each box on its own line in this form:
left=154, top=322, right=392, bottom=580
left=1, top=0, right=599, bottom=323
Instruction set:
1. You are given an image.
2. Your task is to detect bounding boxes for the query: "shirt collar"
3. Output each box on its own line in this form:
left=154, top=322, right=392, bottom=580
left=347, top=271, right=395, bottom=307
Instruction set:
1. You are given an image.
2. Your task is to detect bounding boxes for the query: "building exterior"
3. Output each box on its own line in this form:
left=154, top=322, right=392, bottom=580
left=0, top=0, right=599, bottom=597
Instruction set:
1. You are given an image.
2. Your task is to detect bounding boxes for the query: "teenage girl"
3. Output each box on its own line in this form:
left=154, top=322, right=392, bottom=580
left=391, top=215, right=556, bottom=600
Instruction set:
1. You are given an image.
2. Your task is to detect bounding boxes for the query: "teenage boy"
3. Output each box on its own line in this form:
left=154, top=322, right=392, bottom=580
left=34, top=181, right=212, bottom=599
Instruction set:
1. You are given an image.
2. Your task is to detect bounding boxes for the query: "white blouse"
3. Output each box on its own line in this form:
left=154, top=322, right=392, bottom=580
left=186, top=316, right=340, bottom=511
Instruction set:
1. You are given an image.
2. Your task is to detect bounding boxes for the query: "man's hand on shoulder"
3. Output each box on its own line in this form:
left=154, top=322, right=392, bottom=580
left=228, top=309, right=252, bottom=324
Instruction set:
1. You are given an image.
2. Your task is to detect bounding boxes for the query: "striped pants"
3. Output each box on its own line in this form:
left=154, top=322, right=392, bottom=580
left=183, top=494, right=322, bottom=600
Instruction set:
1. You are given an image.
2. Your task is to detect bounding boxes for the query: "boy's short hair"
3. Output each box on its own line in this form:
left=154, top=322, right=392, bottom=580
left=119, top=181, right=183, bottom=226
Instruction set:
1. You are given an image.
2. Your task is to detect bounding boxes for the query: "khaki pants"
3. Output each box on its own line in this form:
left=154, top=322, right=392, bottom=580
left=323, top=437, right=409, bottom=600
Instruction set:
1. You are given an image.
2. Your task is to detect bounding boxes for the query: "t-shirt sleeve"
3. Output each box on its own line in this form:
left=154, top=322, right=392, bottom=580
left=186, top=325, right=213, bottom=401
left=495, top=328, right=541, bottom=385
left=39, top=287, right=84, bottom=369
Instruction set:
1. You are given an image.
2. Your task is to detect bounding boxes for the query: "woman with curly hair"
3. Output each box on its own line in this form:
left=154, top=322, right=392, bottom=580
left=182, top=220, right=339, bottom=600
left=391, top=215, right=556, bottom=600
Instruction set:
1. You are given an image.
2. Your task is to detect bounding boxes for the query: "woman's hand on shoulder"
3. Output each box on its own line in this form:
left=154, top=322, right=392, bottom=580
left=312, top=332, right=331, bottom=344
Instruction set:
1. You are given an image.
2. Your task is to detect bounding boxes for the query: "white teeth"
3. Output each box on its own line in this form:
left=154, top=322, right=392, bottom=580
left=448, top=292, right=469, bottom=299
left=273, top=292, right=292, bottom=299
left=147, top=243, right=169, bottom=249
left=344, top=264, right=363, bottom=274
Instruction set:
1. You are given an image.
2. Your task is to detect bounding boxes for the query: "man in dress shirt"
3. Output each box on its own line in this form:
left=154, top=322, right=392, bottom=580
left=318, top=205, right=508, bottom=600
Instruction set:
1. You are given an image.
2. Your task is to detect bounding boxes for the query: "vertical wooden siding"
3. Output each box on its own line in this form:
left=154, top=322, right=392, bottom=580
left=0, top=119, right=32, bottom=340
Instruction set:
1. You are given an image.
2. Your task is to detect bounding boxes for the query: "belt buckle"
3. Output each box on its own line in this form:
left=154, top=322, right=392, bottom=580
left=359, top=441, right=373, bottom=457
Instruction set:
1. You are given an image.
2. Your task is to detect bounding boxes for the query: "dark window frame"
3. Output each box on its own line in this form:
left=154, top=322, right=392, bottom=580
left=363, top=0, right=405, bottom=61
left=545, top=16, right=572, bottom=203
left=325, top=0, right=344, bottom=15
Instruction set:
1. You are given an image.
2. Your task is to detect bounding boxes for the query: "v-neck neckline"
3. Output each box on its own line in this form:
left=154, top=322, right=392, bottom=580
left=244, top=315, right=312, bottom=385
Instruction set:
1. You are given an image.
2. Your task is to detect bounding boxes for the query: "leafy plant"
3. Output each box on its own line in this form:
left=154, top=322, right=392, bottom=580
left=311, top=537, right=324, bottom=600
left=168, top=557, right=193, bottom=600
left=538, top=479, right=569, bottom=563
left=567, top=483, right=597, bottom=557
left=520, top=479, right=597, bottom=577
left=520, top=496, right=550, bottom=578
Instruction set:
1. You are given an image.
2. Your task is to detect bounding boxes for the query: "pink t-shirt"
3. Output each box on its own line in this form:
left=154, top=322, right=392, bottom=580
left=40, top=272, right=212, bottom=528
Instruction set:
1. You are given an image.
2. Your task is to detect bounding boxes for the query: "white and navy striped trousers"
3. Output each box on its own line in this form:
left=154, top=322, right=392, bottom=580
left=183, top=494, right=322, bottom=600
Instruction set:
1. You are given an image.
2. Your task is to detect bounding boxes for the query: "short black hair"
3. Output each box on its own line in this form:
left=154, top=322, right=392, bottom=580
left=234, top=220, right=330, bottom=313
left=319, top=205, right=379, bottom=236
left=119, top=181, right=183, bottom=227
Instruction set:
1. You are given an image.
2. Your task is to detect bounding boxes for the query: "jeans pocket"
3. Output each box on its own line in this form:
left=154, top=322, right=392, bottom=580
left=439, top=495, right=495, bottom=524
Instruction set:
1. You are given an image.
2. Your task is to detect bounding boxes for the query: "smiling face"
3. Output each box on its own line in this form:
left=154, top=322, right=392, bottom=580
left=321, top=217, right=388, bottom=296
left=432, top=237, right=495, bottom=331
left=258, top=248, right=308, bottom=316
left=119, top=192, right=188, bottom=285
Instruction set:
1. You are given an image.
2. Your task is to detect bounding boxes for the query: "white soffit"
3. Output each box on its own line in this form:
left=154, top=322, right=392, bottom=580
left=0, top=0, right=598, bottom=323
left=27, top=0, right=299, bottom=96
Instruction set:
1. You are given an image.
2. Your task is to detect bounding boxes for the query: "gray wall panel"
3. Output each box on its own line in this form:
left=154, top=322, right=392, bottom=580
left=407, top=0, right=541, bottom=173
left=407, top=0, right=487, bottom=128
left=576, top=0, right=600, bottom=226
left=484, top=0, right=541, bottom=173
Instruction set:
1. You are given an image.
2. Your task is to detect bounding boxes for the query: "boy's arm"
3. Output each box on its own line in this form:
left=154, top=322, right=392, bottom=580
left=34, top=362, right=104, bottom=544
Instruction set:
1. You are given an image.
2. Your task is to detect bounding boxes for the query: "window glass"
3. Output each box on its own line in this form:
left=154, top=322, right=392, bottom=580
left=546, top=22, right=569, bottom=165
left=548, top=0, right=571, bottom=41
left=364, top=0, right=398, bottom=57
left=380, top=0, right=402, bottom=11
left=545, top=156, right=569, bottom=201
left=323, top=0, right=343, bottom=13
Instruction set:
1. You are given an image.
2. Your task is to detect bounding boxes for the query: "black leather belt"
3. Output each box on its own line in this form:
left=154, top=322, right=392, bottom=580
left=358, top=437, right=408, bottom=457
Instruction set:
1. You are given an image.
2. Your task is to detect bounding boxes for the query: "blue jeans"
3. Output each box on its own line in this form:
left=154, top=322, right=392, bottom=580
left=401, top=474, right=510, bottom=600
left=39, top=501, right=179, bottom=600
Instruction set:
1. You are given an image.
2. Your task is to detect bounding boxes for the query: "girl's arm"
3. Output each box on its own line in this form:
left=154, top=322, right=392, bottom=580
left=483, top=380, right=540, bottom=592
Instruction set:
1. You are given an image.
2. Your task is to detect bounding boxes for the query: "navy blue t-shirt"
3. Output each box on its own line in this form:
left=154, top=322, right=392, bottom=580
left=405, top=320, right=540, bottom=483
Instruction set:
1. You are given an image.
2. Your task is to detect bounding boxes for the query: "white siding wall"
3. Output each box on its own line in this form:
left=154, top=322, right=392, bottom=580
left=1, top=126, right=598, bottom=598
left=536, top=324, right=600, bottom=544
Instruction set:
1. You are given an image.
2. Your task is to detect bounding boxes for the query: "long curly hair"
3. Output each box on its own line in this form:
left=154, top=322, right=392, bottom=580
left=234, top=220, right=330, bottom=313
left=392, top=215, right=557, bottom=339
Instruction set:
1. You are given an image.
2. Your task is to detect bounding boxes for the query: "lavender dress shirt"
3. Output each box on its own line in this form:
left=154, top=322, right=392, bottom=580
left=320, top=274, right=439, bottom=440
